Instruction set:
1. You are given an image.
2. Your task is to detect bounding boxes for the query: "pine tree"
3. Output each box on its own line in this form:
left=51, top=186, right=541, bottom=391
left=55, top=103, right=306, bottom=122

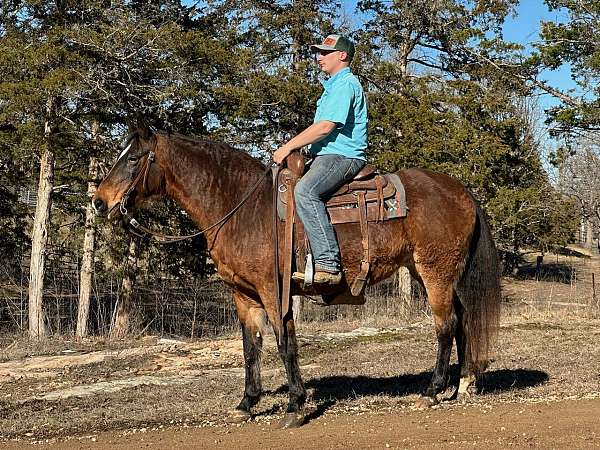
left=356, top=0, right=577, bottom=254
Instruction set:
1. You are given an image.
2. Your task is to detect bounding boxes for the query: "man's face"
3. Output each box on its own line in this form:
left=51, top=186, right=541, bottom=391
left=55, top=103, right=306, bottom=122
left=317, top=49, right=348, bottom=75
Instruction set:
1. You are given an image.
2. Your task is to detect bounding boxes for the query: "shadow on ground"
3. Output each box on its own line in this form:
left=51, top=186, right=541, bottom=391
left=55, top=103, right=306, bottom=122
left=502, top=246, right=592, bottom=283
left=292, top=367, right=549, bottom=422
left=515, top=263, right=577, bottom=284
left=553, top=246, right=593, bottom=258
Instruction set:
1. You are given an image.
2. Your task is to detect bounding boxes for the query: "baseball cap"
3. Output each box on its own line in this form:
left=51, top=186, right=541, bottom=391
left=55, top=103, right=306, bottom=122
left=310, top=34, right=355, bottom=61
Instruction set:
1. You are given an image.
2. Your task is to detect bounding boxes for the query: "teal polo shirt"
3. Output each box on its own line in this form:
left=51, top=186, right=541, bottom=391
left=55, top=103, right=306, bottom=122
left=309, top=67, right=368, bottom=160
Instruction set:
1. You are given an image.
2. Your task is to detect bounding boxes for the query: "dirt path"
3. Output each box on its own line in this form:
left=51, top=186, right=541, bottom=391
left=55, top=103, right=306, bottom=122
left=1, top=296, right=599, bottom=448
left=1, top=397, right=599, bottom=449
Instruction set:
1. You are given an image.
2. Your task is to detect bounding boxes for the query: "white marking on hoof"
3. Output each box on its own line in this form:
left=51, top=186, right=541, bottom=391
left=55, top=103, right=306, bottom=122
left=458, top=374, right=477, bottom=395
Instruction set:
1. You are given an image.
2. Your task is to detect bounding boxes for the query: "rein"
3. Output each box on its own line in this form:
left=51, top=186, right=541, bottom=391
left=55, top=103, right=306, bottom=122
left=119, top=150, right=274, bottom=244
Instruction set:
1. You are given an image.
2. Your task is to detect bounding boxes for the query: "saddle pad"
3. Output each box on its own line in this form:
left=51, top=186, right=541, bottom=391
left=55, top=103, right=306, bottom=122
left=277, top=172, right=408, bottom=224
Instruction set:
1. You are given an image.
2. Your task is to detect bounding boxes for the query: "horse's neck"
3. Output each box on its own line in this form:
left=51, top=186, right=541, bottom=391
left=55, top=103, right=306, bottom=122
left=159, top=135, right=269, bottom=233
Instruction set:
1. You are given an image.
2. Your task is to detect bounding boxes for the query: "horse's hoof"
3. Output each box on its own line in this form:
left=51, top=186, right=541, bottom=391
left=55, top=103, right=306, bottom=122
left=278, top=412, right=304, bottom=429
left=414, top=395, right=439, bottom=409
left=456, top=390, right=475, bottom=404
left=225, top=409, right=251, bottom=424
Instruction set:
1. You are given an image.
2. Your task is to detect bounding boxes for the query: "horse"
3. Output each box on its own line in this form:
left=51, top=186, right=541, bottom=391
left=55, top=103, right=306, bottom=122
left=92, top=125, right=501, bottom=428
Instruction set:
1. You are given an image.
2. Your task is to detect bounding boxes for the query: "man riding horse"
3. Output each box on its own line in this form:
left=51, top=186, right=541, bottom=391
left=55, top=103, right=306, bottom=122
left=273, top=34, right=367, bottom=286
left=92, top=33, right=501, bottom=428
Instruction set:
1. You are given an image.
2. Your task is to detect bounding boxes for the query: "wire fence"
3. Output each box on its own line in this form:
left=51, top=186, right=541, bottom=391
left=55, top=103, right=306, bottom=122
left=4, top=245, right=598, bottom=339
left=0, top=246, right=428, bottom=338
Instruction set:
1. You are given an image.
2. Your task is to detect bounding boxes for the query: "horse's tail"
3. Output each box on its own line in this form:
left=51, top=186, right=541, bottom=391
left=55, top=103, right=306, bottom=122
left=456, top=202, right=501, bottom=374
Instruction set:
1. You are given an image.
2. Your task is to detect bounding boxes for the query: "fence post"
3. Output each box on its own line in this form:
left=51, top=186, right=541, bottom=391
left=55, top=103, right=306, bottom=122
left=397, top=267, right=412, bottom=313
left=592, top=273, right=596, bottom=306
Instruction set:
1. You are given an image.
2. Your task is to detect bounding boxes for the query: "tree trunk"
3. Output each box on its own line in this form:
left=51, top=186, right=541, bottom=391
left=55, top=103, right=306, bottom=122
left=28, top=97, right=55, bottom=339
left=397, top=267, right=412, bottom=309
left=110, top=235, right=139, bottom=339
left=586, top=219, right=593, bottom=248
left=76, top=154, right=99, bottom=338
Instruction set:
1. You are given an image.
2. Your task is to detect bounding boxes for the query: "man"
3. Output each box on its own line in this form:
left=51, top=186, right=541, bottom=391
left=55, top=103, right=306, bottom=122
left=273, top=34, right=368, bottom=285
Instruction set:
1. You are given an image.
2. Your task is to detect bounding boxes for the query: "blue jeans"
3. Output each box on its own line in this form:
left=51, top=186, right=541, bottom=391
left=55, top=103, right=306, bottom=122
left=294, top=154, right=365, bottom=273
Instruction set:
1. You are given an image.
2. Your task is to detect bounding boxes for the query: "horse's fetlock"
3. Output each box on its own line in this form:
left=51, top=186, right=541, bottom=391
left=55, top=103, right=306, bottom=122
left=238, top=392, right=261, bottom=411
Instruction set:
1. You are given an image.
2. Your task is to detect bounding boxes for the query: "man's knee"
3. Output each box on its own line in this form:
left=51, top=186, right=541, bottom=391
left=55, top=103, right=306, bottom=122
left=294, top=179, right=312, bottom=201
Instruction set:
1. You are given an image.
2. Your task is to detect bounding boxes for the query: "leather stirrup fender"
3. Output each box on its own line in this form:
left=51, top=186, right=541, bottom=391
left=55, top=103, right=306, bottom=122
left=350, top=191, right=371, bottom=296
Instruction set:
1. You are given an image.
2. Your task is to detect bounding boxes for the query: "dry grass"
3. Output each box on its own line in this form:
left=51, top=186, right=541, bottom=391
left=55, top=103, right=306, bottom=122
left=502, top=246, right=600, bottom=319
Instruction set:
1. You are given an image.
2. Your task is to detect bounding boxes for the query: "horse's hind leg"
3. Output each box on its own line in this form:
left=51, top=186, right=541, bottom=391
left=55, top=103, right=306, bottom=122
left=415, top=283, right=458, bottom=408
left=228, top=290, right=266, bottom=423
left=454, top=299, right=479, bottom=402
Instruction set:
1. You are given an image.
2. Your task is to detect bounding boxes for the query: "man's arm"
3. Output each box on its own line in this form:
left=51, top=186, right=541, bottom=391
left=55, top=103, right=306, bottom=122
left=273, top=120, right=337, bottom=164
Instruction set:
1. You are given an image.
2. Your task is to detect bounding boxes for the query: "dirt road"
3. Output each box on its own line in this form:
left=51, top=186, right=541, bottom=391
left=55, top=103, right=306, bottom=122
left=1, top=397, right=599, bottom=449
left=0, top=315, right=599, bottom=449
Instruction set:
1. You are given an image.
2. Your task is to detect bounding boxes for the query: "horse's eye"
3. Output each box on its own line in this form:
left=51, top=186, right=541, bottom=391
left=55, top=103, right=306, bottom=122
left=127, top=155, right=140, bottom=163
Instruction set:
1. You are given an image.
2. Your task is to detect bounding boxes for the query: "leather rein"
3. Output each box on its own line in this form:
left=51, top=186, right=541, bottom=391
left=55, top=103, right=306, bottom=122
left=115, top=149, right=274, bottom=244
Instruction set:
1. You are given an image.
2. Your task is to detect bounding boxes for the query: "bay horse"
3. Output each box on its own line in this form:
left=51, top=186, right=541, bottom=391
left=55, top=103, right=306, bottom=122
left=92, top=126, right=501, bottom=428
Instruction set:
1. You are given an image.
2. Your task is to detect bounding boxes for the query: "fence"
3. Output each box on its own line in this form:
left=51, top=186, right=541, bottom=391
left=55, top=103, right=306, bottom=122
left=1, top=245, right=427, bottom=338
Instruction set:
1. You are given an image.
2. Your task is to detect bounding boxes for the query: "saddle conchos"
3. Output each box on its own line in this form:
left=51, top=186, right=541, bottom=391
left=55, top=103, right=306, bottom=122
left=275, top=152, right=408, bottom=308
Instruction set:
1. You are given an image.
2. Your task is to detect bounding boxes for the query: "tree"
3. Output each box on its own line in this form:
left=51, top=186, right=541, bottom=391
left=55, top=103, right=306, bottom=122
left=529, top=0, right=600, bottom=136
left=192, top=0, right=345, bottom=152
left=555, top=137, right=600, bottom=246
left=0, top=0, right=243, bottom=336
left=353, top=0, right=577, bottom=255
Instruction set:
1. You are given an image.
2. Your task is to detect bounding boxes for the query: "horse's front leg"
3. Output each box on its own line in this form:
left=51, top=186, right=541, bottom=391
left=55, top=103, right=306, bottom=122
left=228, top=290, right=266, bottom=423
left=273, top=316, right=306, bottom=428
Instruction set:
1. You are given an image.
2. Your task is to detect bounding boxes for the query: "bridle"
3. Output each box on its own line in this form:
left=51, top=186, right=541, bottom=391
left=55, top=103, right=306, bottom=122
left=112, top=141, right=273, bottom=244
left=119, top=151, right=155, bottom=217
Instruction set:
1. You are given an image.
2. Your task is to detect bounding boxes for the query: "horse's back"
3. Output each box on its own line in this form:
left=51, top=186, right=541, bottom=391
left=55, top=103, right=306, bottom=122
left=397, top=168, right=476, bottom=220
left=395, top=168, right=477, bottom=265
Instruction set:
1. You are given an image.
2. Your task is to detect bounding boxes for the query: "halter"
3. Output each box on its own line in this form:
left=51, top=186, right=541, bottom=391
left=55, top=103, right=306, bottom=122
left=119, top=150, right=155, bottom=217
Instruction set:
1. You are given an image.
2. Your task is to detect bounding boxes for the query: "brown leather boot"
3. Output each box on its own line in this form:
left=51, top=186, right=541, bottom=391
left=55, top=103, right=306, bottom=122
left=292, top=271, right=342, bottom=285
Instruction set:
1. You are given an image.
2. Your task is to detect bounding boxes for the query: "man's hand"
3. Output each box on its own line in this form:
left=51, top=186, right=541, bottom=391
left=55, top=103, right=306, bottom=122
left=273, top=146, right=292, bottom=165
left=273, top=121, right=335, bottom=164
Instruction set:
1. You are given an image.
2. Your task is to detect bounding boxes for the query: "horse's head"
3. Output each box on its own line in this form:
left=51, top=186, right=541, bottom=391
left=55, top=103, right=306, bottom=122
left=92, top=127, right=163, bottom=219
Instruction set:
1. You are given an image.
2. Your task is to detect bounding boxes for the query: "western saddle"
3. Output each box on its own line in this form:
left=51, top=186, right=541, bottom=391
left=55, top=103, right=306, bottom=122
left=275, top=152, right=407, bottom=317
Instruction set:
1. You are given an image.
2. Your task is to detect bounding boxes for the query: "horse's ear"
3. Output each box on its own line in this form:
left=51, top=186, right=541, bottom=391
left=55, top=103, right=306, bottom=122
left=126, top=117, right=153, bottom=139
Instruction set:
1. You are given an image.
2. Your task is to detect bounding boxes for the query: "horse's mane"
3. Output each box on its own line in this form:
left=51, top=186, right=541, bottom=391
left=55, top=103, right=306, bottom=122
left=154, top=130, right=267, bottom=172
